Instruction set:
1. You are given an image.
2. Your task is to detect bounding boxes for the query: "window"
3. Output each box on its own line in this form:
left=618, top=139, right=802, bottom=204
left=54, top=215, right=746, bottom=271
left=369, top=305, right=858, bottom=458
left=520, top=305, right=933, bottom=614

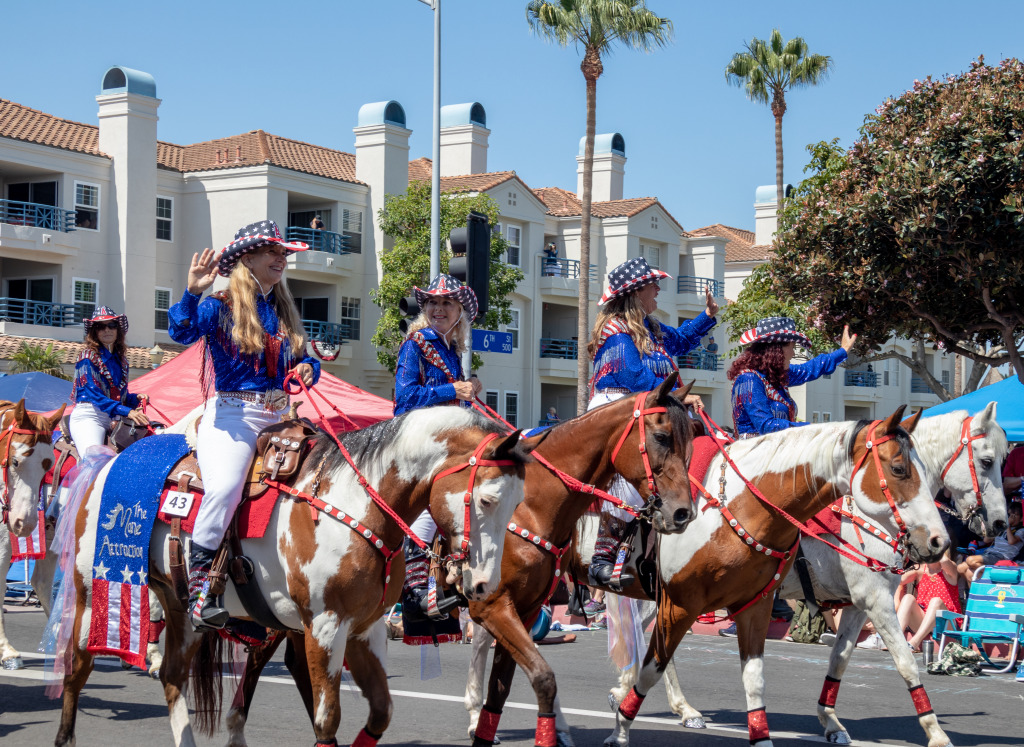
left=503, top=308, right=520, bottom=350
left=507, top=190, right=517, bottom=207
left=822, top=412, right=832, bottom=422
left=154, top=288, right=172, bottom=331
left=3, top=277, right=54, bottom=323
left=812, top=412, right=820, bottom=424
left=941, top=370, right=950, bottom=388
left=340, top=296, right=360, bottom=341
left=74, top=182, right=99, bottom=230
left=156, top=197, right=173, bottom=241
left=639, top=243, right=660, bottom=269
left=504, top=392, right=519, bottom=428
left=650, top=215, right=659, bottom=231
left=342, top=209, right=362, bottom=253
left=506, top=225, right=521, bottom=267
left=72, top=279, right=97, bottom=323
left=485, top=390, right=499, bottom=413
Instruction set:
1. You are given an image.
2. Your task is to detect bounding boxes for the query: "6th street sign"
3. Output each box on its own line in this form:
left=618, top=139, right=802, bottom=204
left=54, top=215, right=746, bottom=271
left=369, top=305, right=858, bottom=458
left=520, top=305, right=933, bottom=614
left=472, top=329, right=513, bottom=354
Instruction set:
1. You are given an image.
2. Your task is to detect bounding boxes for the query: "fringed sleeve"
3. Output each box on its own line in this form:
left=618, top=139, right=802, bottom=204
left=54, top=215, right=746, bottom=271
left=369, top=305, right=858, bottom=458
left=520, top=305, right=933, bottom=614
left=788, top=349, right=848, bottom=387
left=167, top=290, right=219, bottom=345
left=591, top=333, right=655, bottom=393
left=732, top=372, right=804, bottom=435
left=659, top=311, right=717, bottom=356
left=394, top=339, right=458, bottom=416
left=72, top=357, right=130, bottom=418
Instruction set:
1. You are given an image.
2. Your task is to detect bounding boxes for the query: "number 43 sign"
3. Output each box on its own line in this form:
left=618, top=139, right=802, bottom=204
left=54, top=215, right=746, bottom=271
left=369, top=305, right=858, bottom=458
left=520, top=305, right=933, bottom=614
left=160, top=490, right=195, bottom=518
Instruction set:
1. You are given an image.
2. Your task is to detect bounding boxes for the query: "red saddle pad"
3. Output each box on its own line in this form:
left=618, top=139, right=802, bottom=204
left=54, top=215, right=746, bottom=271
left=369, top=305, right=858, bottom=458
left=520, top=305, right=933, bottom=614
left=156, top=486, right=281, bottom=539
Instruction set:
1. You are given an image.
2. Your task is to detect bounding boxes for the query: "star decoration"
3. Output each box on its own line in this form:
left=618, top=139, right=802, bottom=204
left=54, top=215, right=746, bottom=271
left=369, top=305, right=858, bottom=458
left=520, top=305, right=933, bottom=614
left=137, top=568, right=148, bottom=585
left=121, top=566, right=134, bottom=583
left=94, top=561, right=109, bottom=580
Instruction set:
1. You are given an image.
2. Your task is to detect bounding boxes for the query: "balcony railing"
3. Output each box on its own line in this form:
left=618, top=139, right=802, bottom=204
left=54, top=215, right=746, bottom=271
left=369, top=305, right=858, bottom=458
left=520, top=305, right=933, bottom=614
left=302, top=319, right=347, bottom=346
left=676, top=350, right=720, bottom=372
left=0, top=199, right=78, bottom=233
left=677, top=275, right=722, bottom=297
left=539, top=338, right=578, bottom=360
left=0, top=297, right=81, bottom=327
left=845, top=370, right=878, bottom=388
left=286, top=226, right=351, bottom=255
left=537, top=417, right=560, bottom=428
left=910, top=377, right=932, bottom=394
left=540, top=258, right=598, bottom=281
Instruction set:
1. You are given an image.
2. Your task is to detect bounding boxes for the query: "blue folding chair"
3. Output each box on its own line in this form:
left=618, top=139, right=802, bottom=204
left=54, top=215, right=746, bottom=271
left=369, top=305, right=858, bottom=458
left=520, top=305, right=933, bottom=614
left=934, top=565, right=1024, bottom=673
left=4, top=558, right=36, bottom=606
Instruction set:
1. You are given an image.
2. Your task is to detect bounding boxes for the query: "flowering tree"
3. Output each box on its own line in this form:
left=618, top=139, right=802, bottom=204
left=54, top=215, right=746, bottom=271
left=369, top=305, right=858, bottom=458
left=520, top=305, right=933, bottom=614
left=755, top=58, right=1024, bottom=399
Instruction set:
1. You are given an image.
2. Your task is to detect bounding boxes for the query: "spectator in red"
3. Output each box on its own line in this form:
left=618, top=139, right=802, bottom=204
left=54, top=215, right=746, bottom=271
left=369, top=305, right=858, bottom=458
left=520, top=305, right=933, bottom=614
left=1002, top=444, right=1024, bottom=498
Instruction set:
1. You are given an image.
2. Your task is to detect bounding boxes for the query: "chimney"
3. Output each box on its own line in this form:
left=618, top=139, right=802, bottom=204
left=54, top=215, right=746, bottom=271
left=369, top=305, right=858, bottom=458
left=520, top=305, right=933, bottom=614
left=354, top=101, right=411, bottom=276
left=577, top=133, right=625, bottom=202
left=96, top=65, right=159, bottom=347
left=439, top=103, right=489, bottom=176
left=753, top=184, right=792, bottom=246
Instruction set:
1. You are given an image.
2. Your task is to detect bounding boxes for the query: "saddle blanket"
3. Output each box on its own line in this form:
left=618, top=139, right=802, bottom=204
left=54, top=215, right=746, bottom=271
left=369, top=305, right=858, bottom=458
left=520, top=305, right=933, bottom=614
left=43, top=453, right=77, bottom=488
left=87, top=434, right=189, bottom=669
left=10, top=500, right=46, bottom=561
left=689, top=435, right=718, bottom=493
left=804, top=503, right=842, bottom=538
left=156, top=485, right=280, bottom=540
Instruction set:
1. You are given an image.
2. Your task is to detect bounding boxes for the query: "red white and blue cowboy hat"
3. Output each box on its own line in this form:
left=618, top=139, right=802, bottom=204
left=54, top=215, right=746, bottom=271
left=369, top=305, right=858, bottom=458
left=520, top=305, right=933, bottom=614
left=739, top=317, right=813, bottom=348
left=598, top=257, right=670, bottom=306
left=84, top=306, right=128, bottom=336
left=414, top=273, right=479, bottom=321
left=218, top=220, right=309, bottom=277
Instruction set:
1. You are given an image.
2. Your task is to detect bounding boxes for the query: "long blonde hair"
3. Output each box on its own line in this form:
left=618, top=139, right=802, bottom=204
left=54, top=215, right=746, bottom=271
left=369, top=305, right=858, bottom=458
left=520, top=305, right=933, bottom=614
left=226, top=258, right=306, bottom=355
left=405, top=301, right=469, bottom=356
left=587, top=288, right=661, bottom=359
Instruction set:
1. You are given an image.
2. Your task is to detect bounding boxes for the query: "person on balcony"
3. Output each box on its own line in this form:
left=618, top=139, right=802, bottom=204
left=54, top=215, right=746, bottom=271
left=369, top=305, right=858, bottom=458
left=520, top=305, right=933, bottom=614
left=586, top=257, right=717, bottom=589
left=393, top=273, right=482, bottom=640
left=68, top=307, right=149, bottom=454
left=543, top=242, right=560, bottom=276
left=167, top=220, right=319, bottom=630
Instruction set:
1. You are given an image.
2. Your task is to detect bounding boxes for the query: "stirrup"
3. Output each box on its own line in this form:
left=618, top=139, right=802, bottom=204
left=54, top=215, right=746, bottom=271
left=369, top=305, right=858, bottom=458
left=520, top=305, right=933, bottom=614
left=589, top=560, right=634, bottom=590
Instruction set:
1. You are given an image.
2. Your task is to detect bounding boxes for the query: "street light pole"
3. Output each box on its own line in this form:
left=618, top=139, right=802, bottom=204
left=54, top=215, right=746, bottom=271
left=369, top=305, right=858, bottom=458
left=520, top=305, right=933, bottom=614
left=417, top=0, right=442, bottom=279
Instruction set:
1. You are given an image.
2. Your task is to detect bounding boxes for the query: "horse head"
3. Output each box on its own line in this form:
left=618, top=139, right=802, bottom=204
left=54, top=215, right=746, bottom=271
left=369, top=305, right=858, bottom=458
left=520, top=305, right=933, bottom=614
left=1, top=399, right=64, bottom=537
left=909, top=403, right=1008, bottom=540
left=848, top=406, right=948, bottom=565
left=431, top=425, right=543, bottom=602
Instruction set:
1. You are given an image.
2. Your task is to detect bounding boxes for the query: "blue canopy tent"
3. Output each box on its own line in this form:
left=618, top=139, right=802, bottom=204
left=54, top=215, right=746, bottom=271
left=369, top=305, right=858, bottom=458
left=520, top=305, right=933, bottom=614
left=924, top=376, right=1024, bottom=441
left=0, top=371, right=72, bottom=411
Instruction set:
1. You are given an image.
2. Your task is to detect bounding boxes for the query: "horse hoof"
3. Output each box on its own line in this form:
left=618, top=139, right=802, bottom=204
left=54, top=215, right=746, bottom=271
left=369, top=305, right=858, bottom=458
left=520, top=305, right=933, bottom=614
left=826, top=731, right=851, bottom=745
left=149, top=667, right=161, bottom=680
left=602, top=737, right=625, bottom=747
left=1, top=656, right=24, bottom=671
left=683, top=717, right=706, bottom=729
left=469, top=730, right=501, bottom=745
left=120, top=659, right=132, bottom=671
left=607, top=693, right=620, bottom=711
left=556, top=730, right=575, bottom=747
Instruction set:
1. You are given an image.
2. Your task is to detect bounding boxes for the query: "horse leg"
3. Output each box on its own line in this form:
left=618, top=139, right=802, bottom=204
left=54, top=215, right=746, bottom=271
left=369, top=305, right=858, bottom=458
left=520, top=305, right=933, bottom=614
left=32, top=536, right=59, bottom=619
left=225, top=632, right=286, bottom=747
left=159, top=604, right=204, bottom=747
left=146, top=589, right=165, bottom=680
left=303, top=619, right=351, bottom=745
left=343, top=622, right=392, bottom=746
left=283, top=632, right=317, bottom=724
left=0, top=532, right=23, bottom=668
left=816, top=607, right=868, bottom=745
left=662, top=659, right=706, bottom=728
left=464, top=624, right=494, bottom=739
left=733, top=600, right=776, bottom=747
left=55, top=622, right=95, bottom=747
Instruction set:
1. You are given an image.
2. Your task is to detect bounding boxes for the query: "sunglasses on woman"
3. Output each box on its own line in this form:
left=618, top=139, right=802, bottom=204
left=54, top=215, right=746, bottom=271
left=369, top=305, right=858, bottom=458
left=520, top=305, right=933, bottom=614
left=95, top=322, right=120, bottom=330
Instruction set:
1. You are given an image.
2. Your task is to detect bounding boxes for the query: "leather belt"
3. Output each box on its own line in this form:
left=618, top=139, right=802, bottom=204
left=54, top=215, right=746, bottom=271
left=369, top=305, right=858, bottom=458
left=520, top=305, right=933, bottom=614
left=596, top=387, right=632, bottom=395
left=217, top=389, right=289, bottom=411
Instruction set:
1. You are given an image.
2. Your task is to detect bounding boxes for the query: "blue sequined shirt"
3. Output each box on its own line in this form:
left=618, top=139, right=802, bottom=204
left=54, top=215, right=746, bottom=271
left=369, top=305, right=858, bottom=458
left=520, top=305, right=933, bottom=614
left=167, top=290, right=320, bottom=393
left=731, top=349, right=848, bottom=436
left=590, top=312, right=717, bottom=394
left=73, top=348, right=138, bottom=418
left=394, top=327, right=467, bottom=416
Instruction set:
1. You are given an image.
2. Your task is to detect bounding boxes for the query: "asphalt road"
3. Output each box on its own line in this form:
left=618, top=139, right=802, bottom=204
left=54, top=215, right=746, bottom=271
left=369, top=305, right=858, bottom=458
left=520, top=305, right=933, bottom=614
left=1, top=604, right=1021, bottom=746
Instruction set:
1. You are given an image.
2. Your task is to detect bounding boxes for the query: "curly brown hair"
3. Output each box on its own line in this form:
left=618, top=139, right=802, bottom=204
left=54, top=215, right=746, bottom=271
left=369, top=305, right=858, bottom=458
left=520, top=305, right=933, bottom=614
left=727, top=342, right=790, bottom=390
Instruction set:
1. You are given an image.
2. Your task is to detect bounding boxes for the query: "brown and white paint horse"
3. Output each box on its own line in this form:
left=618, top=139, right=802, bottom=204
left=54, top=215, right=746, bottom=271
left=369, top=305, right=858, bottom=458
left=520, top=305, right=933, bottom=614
left=0, top=399, right=63, bottom=668
left=53, top=406, right=537, bottom=747
left=224, top=374, right=697, bottom=747
left=594, top=408, right=948, bottom=747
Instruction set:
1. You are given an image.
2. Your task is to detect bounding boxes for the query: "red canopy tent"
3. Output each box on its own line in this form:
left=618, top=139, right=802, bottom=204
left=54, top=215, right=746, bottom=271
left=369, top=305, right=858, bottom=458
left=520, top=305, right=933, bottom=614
left=102, top=344, right=393, bottom=431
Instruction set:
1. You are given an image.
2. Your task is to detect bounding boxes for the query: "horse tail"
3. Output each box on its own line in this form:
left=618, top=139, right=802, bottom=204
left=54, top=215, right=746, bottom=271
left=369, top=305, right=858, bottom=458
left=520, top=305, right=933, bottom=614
left=190, top=630, right=225, bottom=735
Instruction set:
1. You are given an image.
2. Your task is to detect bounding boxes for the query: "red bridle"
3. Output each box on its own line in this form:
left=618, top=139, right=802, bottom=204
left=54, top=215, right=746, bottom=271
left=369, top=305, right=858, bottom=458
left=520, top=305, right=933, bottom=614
left=0, top=411, right=54, bottom=526
left=938, top=417, right=985, bottom=523
left=609, top=392, right=670, bottom=505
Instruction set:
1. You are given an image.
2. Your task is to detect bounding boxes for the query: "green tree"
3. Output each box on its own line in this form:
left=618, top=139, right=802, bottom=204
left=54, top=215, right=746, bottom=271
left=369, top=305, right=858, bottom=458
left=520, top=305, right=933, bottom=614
left=725, top=29, right=833, bottom=206
left=527, top=0, right=673, bottom=414
left=9, top=341, right=72, bottom=381
left=371, top=181, right=522, bottom=372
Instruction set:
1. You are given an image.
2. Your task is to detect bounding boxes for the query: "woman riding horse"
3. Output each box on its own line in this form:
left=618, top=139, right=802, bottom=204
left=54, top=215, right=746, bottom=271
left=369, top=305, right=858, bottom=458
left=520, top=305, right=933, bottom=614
left=394, top=273, right=482, bottom=631
left=167, top=220, right=320, bottom=630
left=68, top=307, right=149, bottom=453
left=587, top=256, right=716, bottom=589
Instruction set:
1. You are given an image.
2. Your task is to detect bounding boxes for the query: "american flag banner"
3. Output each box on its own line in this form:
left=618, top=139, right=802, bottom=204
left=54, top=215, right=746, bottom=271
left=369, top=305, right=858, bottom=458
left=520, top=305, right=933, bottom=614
left=10, top=500, right=46, bottom=561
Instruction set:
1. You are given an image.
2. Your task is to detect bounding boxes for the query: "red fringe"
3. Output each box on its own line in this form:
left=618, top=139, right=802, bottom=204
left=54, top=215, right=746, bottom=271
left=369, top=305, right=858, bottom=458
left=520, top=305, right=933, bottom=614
left=909, top=684, right=933, bottom=716
left=475, top=707, right=502, bottom=743
left=747, top=707, right=769, bottom=743
left=619, top=686, right=644, bottom=721
left=535, top=713, right=557, bottom=747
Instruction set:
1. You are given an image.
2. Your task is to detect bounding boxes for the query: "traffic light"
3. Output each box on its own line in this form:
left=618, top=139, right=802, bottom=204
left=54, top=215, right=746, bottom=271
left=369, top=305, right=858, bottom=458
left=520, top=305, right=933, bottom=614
left=448, top=211, right=490, bottom=320
left=398, top=295, right=419, bottom=335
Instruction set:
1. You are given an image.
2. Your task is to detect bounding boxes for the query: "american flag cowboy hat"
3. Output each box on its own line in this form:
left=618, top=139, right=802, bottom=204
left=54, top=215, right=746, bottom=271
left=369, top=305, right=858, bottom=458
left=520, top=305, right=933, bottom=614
left=413, top=273, right=479, bottom=321
left=598, top=257, right=670, bottom=306
left=217, top=220, right=309, bottom=277
left=84, top=306, right=128, bottom=335
left=739, top=317, right=813, bottom=348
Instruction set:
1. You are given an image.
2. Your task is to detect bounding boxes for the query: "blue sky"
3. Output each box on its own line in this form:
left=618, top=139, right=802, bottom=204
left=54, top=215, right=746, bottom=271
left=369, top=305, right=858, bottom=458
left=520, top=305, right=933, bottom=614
left=5, top=1, right=1021, bottom=231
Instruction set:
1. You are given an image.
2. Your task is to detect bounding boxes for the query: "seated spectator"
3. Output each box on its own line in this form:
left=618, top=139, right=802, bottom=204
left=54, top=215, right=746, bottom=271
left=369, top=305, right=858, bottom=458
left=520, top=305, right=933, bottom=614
left=896, top=551, right=962, bottom=652
left=545, top=406, right=559, bottom=424
left=957, top=500, right=1024, bottom=580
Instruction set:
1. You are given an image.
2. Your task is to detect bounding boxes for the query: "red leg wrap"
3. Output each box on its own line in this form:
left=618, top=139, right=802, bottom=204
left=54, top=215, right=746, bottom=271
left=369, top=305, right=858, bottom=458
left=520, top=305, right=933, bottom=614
left=535, top=712, right=557, bottom=747
left=747, top=707, right=769, bottom=744
left=350, top=727, right=380, bottom=747
left=818, top=676, right=841, bottom=708
left=148, top=618, right=166, bottom=644
left=314, top=740, right=338, bottom=747
left=475, top=707, right=502, bottom=744
left=909, top=684, right=933, bottom=716
left=618, top=686, right=645, bottom=721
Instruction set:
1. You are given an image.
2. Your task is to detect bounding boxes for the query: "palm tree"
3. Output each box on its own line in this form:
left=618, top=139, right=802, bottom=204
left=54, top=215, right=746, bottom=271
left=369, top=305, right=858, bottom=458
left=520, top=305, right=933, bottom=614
left=527, top=0, right=673, bottom=415
left=9, top=341, right=72, bottom=381
left=725, top=29, right=833, bottom=206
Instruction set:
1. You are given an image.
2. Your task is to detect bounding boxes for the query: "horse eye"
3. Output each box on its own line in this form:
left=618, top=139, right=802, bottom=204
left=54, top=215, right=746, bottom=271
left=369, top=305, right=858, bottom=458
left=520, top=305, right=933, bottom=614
left=653, top=432, right=671, bottom=447
left=890, top=462, right=907, bottom=477
left=980, top=458, right=994, bottom=470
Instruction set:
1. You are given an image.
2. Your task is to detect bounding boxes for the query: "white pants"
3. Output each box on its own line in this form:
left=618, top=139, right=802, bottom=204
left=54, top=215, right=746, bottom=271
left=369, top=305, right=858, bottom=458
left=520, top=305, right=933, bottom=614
left=192, top=395, right=282, bottom=550
left=68, top=403, right=112, bottom=454
left=411, top=510, right=437, bottom=544
left=588, top=391, right=644, bottom=521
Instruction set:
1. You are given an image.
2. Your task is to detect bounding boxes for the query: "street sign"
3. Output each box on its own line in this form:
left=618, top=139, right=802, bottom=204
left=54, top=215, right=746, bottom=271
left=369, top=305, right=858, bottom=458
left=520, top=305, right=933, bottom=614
left=472, top=329, right=513, bottom=354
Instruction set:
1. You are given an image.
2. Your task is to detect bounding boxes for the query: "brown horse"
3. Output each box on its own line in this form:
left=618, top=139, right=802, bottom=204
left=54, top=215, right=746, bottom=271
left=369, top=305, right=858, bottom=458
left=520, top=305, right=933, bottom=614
left=223, top=374, right=698, bottom=747
left=53, top=406, right=538, bottom=747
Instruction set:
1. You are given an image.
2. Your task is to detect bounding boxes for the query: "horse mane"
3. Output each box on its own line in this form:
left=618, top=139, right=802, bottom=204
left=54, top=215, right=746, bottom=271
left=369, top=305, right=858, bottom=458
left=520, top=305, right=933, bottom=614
left=664, top=395, right=695, bottom=453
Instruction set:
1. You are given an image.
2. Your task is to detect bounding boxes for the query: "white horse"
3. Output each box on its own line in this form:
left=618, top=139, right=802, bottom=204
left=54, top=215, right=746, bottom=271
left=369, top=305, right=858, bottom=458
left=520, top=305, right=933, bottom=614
left=613, top=405, right=1006, bottom=747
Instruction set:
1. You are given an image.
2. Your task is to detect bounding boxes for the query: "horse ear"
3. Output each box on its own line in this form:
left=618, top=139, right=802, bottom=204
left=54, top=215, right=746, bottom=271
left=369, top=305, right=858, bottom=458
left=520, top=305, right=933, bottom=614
left=900, top=408, right=923, bottom=434
left=46, top=404, right=66, bottom=430
left=653, top=371, right=679, bottom=402
left=13, top=399, right=27, bottom=423
left=972, top=401, right=997, bottom=434
left=490, top=429, right=544, bottom=462
left=880, top=404, right=908, bottom=434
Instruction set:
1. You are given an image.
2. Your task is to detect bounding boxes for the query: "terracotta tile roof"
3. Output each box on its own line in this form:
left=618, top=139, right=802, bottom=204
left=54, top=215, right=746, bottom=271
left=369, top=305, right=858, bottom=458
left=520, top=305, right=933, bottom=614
left=533, top=190, right=683, bottom=231
left=689, top=223, right=770, bottom=263
left=0, top=335, right=185, bottom=370
left=408, top=157, right=432, bottom=182
left=533, top=187, right=582, bottom=216
left=0, top=99, right=107, bottom=157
